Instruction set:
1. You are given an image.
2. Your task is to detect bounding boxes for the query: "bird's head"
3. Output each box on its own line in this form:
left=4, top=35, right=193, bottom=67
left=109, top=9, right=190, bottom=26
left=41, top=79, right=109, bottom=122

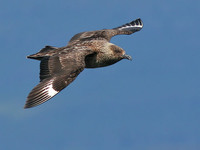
left=109, top=44, right=132, bottom=61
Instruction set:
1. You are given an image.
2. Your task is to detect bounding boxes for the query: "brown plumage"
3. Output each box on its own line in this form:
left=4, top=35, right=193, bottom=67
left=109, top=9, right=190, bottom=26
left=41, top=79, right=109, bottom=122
left=24, top=18, right=143, bottom=108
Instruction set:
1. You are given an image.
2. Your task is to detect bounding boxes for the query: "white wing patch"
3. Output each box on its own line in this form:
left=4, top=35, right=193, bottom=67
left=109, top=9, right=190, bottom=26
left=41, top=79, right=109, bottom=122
left=30, top=78, right=59, bottom=99
left=25, top=78, right=59, bottom=108
left=43, top=79, right=59, bottom=97
left=118, top=24, right=143, bottom=30
left=116, top=18, right=143, bottom=31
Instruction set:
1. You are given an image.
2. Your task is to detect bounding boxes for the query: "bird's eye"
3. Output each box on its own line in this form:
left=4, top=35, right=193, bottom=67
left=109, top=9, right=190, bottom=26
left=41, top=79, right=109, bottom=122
left=114, top=49, right=121, bottom=53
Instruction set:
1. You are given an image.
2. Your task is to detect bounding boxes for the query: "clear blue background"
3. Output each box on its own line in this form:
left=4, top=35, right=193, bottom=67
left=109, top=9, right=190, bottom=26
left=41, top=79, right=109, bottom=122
left=1, top=0, right=199, bottom=149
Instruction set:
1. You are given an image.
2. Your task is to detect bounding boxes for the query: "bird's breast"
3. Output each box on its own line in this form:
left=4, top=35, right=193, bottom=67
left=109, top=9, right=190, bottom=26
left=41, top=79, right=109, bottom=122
left=85, top=54, right=120, bottom=68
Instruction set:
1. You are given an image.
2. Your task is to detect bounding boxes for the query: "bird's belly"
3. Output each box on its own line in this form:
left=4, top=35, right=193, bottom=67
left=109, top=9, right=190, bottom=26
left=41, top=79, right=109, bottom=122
left=85, top=61, right=117, bottom=68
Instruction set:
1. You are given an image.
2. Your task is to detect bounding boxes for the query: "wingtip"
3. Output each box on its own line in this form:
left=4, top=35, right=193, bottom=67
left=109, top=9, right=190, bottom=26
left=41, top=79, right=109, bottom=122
left=137, top=18, right=143, bottom=26
left=24, top=106, right=29, bottom=109
left=23, top=103, right=31, bottom=109
left=135, top=18, right=142, bottom=22
left=131, top=18, right=143, bottom=27
left=24, top=78, right=60, bottom=109
left=23, top=101, right=35, bottom=109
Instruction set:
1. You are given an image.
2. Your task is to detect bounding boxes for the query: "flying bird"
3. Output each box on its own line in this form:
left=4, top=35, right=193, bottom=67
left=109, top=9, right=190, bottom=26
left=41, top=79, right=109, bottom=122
left=24, top=18, right=143, bottom=108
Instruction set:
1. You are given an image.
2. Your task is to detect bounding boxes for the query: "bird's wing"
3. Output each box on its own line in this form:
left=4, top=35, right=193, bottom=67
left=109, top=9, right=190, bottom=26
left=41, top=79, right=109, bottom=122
left=112, top=18, right=143, bottom=35
left=24, top=48, right=94, bottom=108
left=68, top=18, right=143, bottom=43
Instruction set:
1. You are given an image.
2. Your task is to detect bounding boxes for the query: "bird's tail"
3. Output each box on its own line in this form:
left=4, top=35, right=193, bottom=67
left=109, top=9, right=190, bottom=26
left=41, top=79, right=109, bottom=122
left=27, top=46, right=58, bottom=60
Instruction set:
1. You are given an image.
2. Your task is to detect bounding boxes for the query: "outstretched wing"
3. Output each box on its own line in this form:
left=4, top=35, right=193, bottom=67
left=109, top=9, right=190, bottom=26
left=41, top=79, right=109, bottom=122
left=113, top=18, right=143, bottom=35
left=68, top=18, right=143, bottom=44
left=24, top=48, right=94, bottom=108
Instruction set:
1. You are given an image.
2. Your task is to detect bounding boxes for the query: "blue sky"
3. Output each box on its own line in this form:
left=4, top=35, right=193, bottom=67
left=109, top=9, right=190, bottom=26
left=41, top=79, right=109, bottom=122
left=0, top=0, right=200, bottom=149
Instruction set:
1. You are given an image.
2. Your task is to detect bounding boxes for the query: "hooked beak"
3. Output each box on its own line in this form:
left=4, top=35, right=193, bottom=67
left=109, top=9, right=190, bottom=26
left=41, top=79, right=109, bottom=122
left=122, top=54, right=132, bottom=61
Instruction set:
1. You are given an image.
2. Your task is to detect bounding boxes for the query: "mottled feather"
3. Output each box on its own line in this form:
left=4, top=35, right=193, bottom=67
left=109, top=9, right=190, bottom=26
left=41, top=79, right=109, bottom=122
left=25, top=18, right=143, bottom=108
left=68, top=18, right=143, bottom=44
left=25, top=49, right=94, bottom=108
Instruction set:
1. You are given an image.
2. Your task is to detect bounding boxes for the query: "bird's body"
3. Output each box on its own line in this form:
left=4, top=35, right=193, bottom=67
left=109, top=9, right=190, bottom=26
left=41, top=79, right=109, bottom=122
left=24, top=18, right=143, bottom=108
